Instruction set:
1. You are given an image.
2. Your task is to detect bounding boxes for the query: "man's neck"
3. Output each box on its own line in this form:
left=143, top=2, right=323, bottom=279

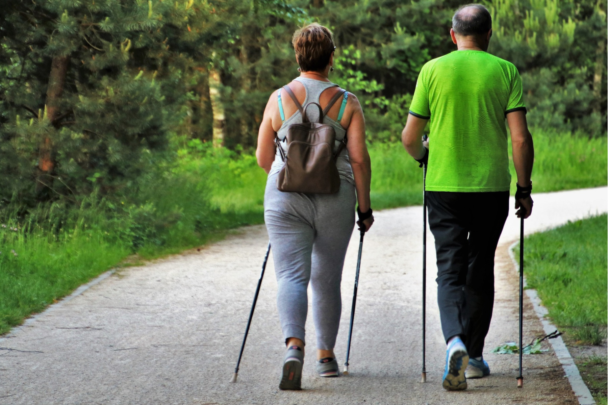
left=455, top=37, right=487, bottom=52
left=457, top=43, right=486, bottom=51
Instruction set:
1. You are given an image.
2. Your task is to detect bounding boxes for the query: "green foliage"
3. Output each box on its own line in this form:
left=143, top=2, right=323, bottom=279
left=489, top=0, right=607, bottom=134
left=1, top=0, right=605, bottom=212
left=0, top=0, right=200, bottom=206
left=492, top=339, right=546, bottom=354
left=521, top=214, right=607, bottom=345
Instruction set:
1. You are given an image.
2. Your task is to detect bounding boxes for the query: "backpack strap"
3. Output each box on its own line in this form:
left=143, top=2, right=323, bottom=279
left=275, top=136, right=286, bottom=162
left=302, top=102, right=324, bottom=123
left=324, top=90, right=348, bottom=157
left=322, top=89, right=346, bottom=116
left=277, top=89, right=285, bottom=121
left=334, top=135, right=347, bottom=158
left=282, top=85, right=304, bottom=116
left=337, top=92, right=349, bottom=122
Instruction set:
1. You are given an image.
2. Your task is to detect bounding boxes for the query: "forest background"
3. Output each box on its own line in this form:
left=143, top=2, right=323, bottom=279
left=0, top=0, right=606, bottom=333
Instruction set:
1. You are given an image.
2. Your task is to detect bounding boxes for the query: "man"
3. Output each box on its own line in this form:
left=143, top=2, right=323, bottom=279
left=402, top=4, right=534, bottom=391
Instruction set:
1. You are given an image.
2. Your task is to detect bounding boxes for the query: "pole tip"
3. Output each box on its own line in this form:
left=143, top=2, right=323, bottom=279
left=421, top=372, right=427, bottom=383
left=230, top=373, right=238, bottom=383
left=343, top=365, right=349, bottom=375
left=517, top=377, right=523, bottom=388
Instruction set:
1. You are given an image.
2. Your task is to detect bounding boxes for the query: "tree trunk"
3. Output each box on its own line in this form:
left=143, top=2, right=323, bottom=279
left=208, top=67, right=226, bottom=148
left=240, top=44, right=251, bottom=147
left=37, top=55, right=69, bottom=196
left=593, top=38, right=605, bottom=114
left=312, top=0, right=324, bottom=7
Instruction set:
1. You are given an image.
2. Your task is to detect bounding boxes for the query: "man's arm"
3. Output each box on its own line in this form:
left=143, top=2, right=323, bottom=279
left=402, top=114, right=428, bottom=160
left=507, top=110, right=534, bottom=218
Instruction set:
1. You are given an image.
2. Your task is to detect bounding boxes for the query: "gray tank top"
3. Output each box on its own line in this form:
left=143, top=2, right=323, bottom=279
left=268, top=77, right=355, bottom=185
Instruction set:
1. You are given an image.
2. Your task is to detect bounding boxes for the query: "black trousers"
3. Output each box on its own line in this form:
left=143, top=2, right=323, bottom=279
left=426, top=191, right=509, bottom=358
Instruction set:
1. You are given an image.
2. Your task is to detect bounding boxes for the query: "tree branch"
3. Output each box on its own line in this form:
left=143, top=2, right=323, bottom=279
left=21, top=105, right=38, bottom=118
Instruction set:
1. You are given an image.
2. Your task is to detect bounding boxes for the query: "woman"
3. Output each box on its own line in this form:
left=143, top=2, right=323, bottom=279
left=256, top=23, right=374, bottom=391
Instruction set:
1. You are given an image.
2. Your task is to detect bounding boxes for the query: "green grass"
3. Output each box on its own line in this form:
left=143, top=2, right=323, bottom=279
left=516, top=129, right=607, bottom=193
left=0, top=129, right=606, bottom=335
left=518, top=214, right=607, bottom=403
left=0, top=228, right=129, bottom=334
left=521, top=214, right=607, bottom=344
left=576, top=355, right=608, bottom=405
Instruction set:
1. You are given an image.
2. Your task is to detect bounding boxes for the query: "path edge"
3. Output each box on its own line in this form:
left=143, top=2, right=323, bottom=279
left=0, top=270, right=115, bottom=343
left=508, top=241, right=596, bottom=405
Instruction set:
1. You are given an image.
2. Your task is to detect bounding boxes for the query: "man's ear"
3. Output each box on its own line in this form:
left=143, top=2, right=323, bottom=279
left=450, top=28, right=458, bottom=45
left=487, top=29, right=493, bottom=41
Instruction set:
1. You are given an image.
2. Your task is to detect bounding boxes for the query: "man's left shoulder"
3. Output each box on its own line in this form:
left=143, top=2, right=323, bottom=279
left=487, top=53, right=519, bottom=72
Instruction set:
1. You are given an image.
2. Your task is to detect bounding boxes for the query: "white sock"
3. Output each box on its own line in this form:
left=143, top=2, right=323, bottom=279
left=474, top=356, right=482, bottom=361
left=447, top=335, right=462, bottom=346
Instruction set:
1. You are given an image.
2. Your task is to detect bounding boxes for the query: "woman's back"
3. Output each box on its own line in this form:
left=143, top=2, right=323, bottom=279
left=271, top=77, right=354, bottom=184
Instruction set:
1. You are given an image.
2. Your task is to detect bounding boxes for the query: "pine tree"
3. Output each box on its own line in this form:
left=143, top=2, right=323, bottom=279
left=0, top=0, right=214, bottom=205
left=488, top=0, right=606, bottom=134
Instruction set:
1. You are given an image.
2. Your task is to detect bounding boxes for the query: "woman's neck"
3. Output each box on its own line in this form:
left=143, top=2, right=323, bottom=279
left=300, top=70, right=330, bottom=82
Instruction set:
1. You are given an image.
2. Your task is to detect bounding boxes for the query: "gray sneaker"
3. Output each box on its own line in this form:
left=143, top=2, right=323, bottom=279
left=466, top=357, right=490, bottom=379
left=279, top=346, right=303, bottom=390
left=316, top=357, right=340, bottom=378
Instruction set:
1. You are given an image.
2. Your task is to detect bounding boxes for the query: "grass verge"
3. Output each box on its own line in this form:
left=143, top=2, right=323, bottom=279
left=521, top=214, right=607, bottom=403
left=576, top=355, right=608, bottom=405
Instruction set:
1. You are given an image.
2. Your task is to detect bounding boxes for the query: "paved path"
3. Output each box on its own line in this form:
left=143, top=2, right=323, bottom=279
left=0, top=187, right=605, bottom=405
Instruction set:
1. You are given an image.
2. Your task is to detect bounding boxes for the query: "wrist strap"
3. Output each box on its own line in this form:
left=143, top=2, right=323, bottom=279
left=515, top=183, right=532, bottom=200
left=357, top=207, right=373, bottom=221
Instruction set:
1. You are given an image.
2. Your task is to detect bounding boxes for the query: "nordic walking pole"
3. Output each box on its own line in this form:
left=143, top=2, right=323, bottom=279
left=343, top=228, right=366, bottom=375
left=517, top=214, right=525, bottom=388
left=230, top=243, right=272, bottom=383
left=421, top=156, right=427, bottom=383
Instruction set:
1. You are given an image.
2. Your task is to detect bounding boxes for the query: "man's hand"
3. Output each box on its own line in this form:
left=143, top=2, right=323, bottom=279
left=357, top=207, right=374, bottom=233
left=515, top=183, right=533, bottom=219
left=415, top=147, right=428, bottom=168
left=515, top=196, right=533, bottom=219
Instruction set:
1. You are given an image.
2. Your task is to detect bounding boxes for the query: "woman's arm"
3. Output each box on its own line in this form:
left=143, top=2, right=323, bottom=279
left=256, top=90, right=279, bottom=173
left=344, top=95, right=374, bottom=231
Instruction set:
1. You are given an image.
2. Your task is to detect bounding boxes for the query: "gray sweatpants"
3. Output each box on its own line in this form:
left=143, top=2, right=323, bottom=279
left=264, top=173, right=356, bottom=350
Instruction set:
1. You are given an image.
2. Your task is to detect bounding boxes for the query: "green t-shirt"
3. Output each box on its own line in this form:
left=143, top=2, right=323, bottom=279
left=409, top=50, right=526, bottom=192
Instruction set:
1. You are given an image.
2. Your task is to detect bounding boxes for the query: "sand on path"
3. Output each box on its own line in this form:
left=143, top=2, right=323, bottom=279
left=0, top=187, right=605, bottom=405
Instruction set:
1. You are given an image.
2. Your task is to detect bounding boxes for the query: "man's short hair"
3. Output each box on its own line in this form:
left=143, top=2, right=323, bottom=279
left=452, top=4, right=492, bottom=36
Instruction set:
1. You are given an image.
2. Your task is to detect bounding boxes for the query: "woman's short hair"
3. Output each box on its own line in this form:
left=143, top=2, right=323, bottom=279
left=292, top=23, right=335, bottom=72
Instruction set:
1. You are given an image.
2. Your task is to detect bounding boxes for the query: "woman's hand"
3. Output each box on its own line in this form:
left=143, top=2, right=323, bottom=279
left=356, top=207, right=374, bottom=233
left=357, top=216, right=374, bottom=233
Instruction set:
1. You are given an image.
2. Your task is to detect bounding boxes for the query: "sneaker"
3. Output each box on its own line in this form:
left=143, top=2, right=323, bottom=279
left=316, top=357, right=340, bottom=378
left=442, top=337, right=469, bottom=391
left=279, top=346, right=303, bottom=390
left=466, top=357, right=490, bottom=379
